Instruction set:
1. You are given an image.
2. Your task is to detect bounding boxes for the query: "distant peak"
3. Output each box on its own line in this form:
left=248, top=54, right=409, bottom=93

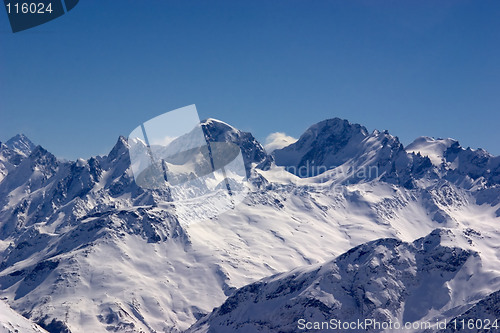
left=406, top=136, right=459, bottom=166
left=8, top=133, right=27, bottom=140
left=200, top=118, right=242, bottom=142
left=5, top=133, right=36, bottom=157
left=306, top=118, right=369, bottom=137
left=407, top=136, right=459, bottom=147
left=117, top=135, right=128, bottom=144
left=27, top=145, right=58, bottom=167
left=272, top=117, right=373, bottom=176
left=200, top=118, right=237, bottom=131
left=108, top=136, right=130, bottom=161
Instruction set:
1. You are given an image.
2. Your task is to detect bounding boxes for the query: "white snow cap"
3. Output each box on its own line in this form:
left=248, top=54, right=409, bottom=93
left=406, top=136, right=458, bottom=166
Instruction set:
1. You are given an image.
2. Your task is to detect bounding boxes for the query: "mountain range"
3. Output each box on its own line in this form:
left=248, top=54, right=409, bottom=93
left=0, top=117, right=499, bottom=332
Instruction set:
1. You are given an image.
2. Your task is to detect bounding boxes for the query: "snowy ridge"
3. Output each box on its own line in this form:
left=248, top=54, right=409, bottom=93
left=0, top=299, right=48, bottom=333
left=273, top=119, right=500, bottom=195
left=187, top=228, right=499, bottom=333
left=0, top=136, right=32, bottom=184
left=406, top=136, right=458, bottom=166
left=273, top=118, right=437, bottom=189
left=0, top=117, right=499, bottom=332
left=434, top=289, right=500, bottom=333
left=273, top=118, right=370, bottom=176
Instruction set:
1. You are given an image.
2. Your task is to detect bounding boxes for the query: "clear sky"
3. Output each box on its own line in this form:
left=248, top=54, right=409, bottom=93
left=0, top=0, right=499, bottom=159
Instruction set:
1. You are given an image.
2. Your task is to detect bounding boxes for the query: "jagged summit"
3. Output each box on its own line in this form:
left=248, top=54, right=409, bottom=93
left=282, top=117, right=369, bottom=152
left=272, top=117, right=423, bottom=182
left=405, top=136, right=500, bottom=185
left=270, top=118, right=499, bottom=189
left=273, top=118, right=370, bottom=175
left=5, top=133, right=36, bottom=157
left=406, top=136, right=460, bottom=166
left=200, top=118, right=270, bottom=172
left=304, top=117, right=369, bottom=138
left=107, top=135, right=130, bottom=161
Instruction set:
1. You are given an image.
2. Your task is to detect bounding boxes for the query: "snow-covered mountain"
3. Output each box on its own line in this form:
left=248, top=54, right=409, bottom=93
left=187, top=228, right=500, bottom=333
left=406, top=136, right=500, bottom=188
left=273, top=118, right=500, bottom=193
left=273, top=118, right=370, bottom=174
left=0, top=118, right=499, bottom=332
left=0, top=134, right=35, bottom=183
left=5, top=134, right=37, bottom=158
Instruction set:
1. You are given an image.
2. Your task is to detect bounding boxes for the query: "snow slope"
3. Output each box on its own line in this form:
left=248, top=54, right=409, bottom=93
left=0, top=135, right=34, bottom=184
left=0, top=299, right=48, bottom=333
left=187, top=228, right=500, bottom=333
left=4, top=134, right=36, bottom=158
left=435, top=289, right=500, bottom=333
left=406, top=136, right=458, bottom=166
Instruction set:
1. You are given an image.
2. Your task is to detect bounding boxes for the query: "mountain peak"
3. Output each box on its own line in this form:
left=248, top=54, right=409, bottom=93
left=201, top=118, right=235, bottom=129
left=199, top=118, right=270, bottom=172
left=273, top=118, right=370, bottom=176
left=406, top=136, right=459, bottom=166
left=307, top=117, right=369, bottom=137
left=283, top=117, right=369, bottom=152
left=107, top=136, right=130, bottom=161
left=5, top=133, right=36, bottom=157
left=200, top=118, right=238, bottom=139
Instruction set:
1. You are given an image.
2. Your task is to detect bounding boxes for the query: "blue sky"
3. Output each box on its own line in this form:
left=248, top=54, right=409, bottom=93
left=0, top=0, right=499, bottom=159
